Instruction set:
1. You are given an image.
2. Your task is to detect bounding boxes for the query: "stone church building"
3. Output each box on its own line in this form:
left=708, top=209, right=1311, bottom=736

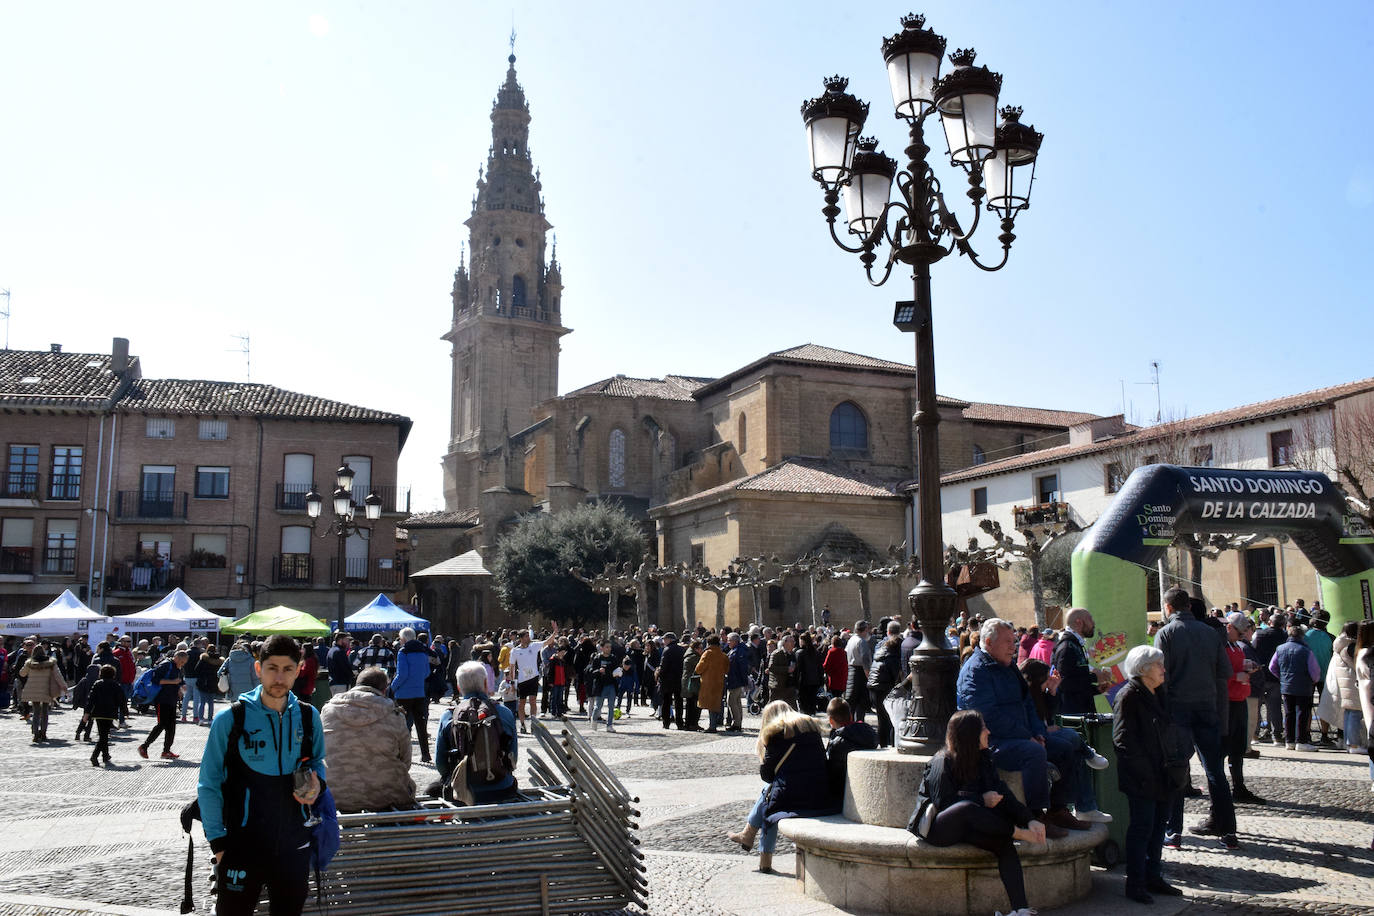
left=405, top=55, right=1104, bottom=636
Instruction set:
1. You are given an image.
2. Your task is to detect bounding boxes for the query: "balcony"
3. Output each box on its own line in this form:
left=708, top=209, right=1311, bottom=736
left=2, top=471, right=40, bottom=500
left=116, top=490, right=188, bottom=520
left=349, top=484, right=410, bottom=515
left=1012, top=501, right=1071, bottom=531
left=48, top=473, right=82, bottom=501
left=0, top=547, right=34, bottom=576
left=108, top=561, right=185, bottom=592
left=329, top=555, right=404, bottom=589
left=43, top=547, right=77, bottom=576
left=275, top=481, right=317, bottom=511
left=273, top=554, right=314, bottom=586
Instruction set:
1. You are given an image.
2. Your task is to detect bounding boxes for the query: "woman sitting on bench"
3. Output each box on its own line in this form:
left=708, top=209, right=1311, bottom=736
left=909, top=709, right=1046, bottom=916
left=727, top=700, right=831, bottom=871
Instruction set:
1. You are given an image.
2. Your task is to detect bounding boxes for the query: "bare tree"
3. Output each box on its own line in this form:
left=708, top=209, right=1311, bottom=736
left=1293, top=398, right=1374, bottom=528
left=679, top=562, right=750, bottom=631
left=977, top=519, right=1077, bottom=628
left=569, top=562, right=638, bottom=634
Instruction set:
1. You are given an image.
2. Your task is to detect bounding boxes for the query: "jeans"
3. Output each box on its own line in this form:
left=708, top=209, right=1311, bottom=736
left=549, top=684, right=566, bottom=717
left=180, top=683, right=198, bottom=719
left=746, top=786, right=783, bottom=854
left=925, top=800, right=1028, bottom=911
left=1226, top=699, right=1249, bottom=789
left=1124, top=793, right=1169, bottom=891
left=590, top=686, right=616, bottom=725
left=1282, top=693, right=1312, bottom=745
left=194, top=687, right=215, bottom=723
left=708, top=706, right=723, bottom=730
left=992, top=730, right=1080, bottom=812
left=1166, top=703, right=1235, bottom=834
left=1262, top=680, right=1283, bottom=741
left=1344, top=708, right=1366, bottom=748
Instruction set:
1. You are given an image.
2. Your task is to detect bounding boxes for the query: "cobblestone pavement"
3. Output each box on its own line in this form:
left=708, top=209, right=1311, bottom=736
left=1, top=699, right=1372, bottom=914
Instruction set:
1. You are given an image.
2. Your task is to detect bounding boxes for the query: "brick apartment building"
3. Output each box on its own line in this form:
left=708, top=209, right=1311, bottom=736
left=0, top=340, right=412, bottom=623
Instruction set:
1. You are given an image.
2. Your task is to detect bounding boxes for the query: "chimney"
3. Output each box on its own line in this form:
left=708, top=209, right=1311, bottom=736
left=111, top=337, right=130, bottom=376
left=50, top=343, right=62, bottom=353
left=1069, top=414, right=1128, bottom=446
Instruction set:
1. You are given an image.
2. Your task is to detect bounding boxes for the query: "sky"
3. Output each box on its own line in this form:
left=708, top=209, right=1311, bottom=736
left=2, top=2, right=1372, bottom=512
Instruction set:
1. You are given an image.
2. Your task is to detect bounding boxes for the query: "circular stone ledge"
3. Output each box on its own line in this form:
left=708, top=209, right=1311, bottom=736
left=780, top=814, right=1104, bottom=915
left=842, top=748, right=929, bottom=828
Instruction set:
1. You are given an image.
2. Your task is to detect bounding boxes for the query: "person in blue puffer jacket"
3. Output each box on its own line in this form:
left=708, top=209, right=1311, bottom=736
left=1270, top=625, right=1321, bottom=751
left=391, top=627, right=433, bottom=763
left=198, top=634, right=326, bottom=916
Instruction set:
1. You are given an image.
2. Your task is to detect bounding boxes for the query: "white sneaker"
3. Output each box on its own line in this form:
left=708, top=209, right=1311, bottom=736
left=1084, top=746, right=1110, bottom=770
left=1296, top=742, right=1318, bottom=752
left=1075, top=809, right=1113, bottom=824
left=606, top=724, right=615, bottom=733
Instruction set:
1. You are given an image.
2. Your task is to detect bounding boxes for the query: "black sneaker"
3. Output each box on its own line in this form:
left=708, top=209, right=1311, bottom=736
left=1221, top=833, right=1241, bottom=850
left=1233, top=787, right=1267, bottom=805
left=1163, top=832, right=1182, bottom=849
left=1192, top=820, right=1222, bottom=837
left=1147, top=880, right=1183, bottom=896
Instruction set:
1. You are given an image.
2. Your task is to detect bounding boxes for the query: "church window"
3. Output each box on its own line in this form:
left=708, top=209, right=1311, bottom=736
left=829, top=402, right=868, bottom=452
left=973, top=444, right=986, bottom=465
left=737, top=414, right=747, bottom=454
left=515, top=238, right=525, bottom=247
left=608, top=429, right=626, bottom=488
left=512, top=275, right=528, bottom=308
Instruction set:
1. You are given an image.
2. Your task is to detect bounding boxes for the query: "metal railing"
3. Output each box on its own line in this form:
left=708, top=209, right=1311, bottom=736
left=328, top=556, right=403, bottom=589
left=275, top=481, right=316, bottom=511
left=273, top=554, right=313, bottom=586
left=0, top=547, right=33, bottom=575
left=108, top=562, right=184, bottom=591
left=42, top=547, right=76, bottom=576
left=2, top=471, right=39, bottom=499
left=349, top=484, right=409, bottom=514
left=48, top=473, right=81, bottom=501
left=116, top=490, right=188, bottom=519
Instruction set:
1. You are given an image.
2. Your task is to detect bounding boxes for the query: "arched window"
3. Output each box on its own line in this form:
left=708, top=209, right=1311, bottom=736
left=829, top=402, right=868, bottom=451
left=737, top=413, right=748, bottom=455
left=608, top=429, right=626, bottom=488
left=512, top=275, right=527, bottom=308
left=973, top=444, right=986, bottom=465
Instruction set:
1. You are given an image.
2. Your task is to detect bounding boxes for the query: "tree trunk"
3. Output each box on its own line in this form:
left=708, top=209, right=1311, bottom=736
left=715, top=590, right=727, bottom=631
left=607, top=590, right=617, bottom=636
left=635, top=577, right=650, bottom=631
left=809, top=575, right=818, bottom=628
left=858, top=578, right=870, bottom=620
left=1188, top=547, right=1205, bottom=605
left=751, top=587, right=763, bottom=629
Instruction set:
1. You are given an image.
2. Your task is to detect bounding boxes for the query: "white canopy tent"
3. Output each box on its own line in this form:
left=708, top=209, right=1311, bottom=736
left=0, top=589, right=111, bottom=635
left=117, top=588, right=229, bottom=633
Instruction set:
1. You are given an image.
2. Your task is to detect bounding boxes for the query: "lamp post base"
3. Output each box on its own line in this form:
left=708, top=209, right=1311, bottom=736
left=897, top=582, right=961, bottom=755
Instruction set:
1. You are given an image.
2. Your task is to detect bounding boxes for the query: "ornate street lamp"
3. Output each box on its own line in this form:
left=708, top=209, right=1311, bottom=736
left=304, top=462, right=383, bottom=633
left=801, top=12, right=1043, bottom=754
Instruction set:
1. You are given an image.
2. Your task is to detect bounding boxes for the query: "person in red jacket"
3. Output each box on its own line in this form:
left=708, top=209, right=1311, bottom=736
left=822, top=635, right=849, bottom=696
left=112, top=635, right=137, bottom=727
left=1225, top=614, right=1264, bottom=804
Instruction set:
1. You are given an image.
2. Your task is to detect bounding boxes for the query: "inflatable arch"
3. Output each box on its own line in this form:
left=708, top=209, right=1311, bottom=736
left=1070, top=465, right=1374, bottom=708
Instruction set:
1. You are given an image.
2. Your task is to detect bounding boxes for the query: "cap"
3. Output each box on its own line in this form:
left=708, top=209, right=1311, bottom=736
left=1225, top=612, right=1251, bottom=630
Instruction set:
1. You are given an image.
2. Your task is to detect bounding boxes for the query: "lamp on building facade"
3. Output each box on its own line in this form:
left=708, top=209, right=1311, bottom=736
left=800, top=12, right=1043, bottom=754
left=305, top=463, right=383, bottom=633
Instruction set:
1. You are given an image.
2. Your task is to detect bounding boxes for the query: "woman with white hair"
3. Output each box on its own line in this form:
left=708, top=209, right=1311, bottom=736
left=1112, top=644, right=1183, bottom=904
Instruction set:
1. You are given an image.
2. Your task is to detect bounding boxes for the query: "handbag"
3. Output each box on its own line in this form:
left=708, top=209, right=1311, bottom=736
left=218, top=674, right=230, bottom=694
left=913, top=800, right=937, bottom=838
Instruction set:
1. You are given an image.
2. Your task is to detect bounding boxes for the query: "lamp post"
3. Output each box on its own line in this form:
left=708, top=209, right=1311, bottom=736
left=801, top=12, right=1043, bottom=754
left=305, top=463, right=383, bottom=634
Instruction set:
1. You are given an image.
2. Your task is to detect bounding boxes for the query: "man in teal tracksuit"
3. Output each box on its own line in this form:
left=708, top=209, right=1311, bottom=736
left=197, top=634, right=327, bottom=916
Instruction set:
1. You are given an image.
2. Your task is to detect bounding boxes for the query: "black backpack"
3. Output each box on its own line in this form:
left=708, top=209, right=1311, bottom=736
left=442, top=696, right=514, bottom=802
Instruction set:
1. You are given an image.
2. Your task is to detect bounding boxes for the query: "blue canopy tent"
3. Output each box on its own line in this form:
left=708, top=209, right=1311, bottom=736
left=342, top=594, right=428, bottom=633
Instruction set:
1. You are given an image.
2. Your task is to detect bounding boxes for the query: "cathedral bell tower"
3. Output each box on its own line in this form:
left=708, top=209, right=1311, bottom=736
left=443, top=52, right=570, bottom=512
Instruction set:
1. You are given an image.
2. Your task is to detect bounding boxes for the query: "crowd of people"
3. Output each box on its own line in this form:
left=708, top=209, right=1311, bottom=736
left=0, top=588, right=1368, bottom=916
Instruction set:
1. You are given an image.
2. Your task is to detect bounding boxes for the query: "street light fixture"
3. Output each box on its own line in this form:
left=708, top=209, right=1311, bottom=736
left=303, top=461, right=383, bottom=633
left=801, top=11, right=1043, bottom=754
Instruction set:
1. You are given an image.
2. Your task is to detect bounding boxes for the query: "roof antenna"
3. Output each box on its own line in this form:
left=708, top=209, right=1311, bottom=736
left=0, top=288, right=9, bottom=350
left=229, top=333, right=251, bottom=381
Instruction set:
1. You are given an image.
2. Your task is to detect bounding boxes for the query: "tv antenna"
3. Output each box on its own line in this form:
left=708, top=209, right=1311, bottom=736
left=0, top=288, right=9, bottom=350
left=229, top=334, right=251, bottom=381
left=1134, top=360, right=1161, bottom=423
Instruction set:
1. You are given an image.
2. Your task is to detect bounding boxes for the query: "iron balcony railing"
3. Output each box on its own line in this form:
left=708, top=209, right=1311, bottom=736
left=43, top=547, right=76, bottom=576
left=0, top=547, right=33, bottom=575
left=329, top=555, right=404, bottom=589
left=116, top=490, right=189, bottom=519
left=273, top=554, right=313, bottom=586
left=108, top=562, right=185, bottom=591
left=2, top=471, right=40, bottom=499
left=276, top=481, right=317, bottom=511
left=48, top=473, right=82, bottom=501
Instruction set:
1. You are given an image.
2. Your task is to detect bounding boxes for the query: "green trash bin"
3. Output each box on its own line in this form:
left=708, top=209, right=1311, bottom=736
left=1061, top=713, right=1128, bottom=868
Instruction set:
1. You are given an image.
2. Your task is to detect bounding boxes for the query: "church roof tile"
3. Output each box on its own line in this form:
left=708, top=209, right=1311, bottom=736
left=403, top=508, right=481, bottom=528
left=564, top=374, right=712, bottom=401
left=0, top=349, right=127, bottom=408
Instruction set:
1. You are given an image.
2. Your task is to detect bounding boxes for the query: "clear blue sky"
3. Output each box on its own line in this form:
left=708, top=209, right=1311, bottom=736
left=3, top=2, right=1371, bottom=511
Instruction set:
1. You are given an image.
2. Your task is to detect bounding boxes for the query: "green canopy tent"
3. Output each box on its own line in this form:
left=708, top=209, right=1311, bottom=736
left=222, top=606, right=331, bottom=637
